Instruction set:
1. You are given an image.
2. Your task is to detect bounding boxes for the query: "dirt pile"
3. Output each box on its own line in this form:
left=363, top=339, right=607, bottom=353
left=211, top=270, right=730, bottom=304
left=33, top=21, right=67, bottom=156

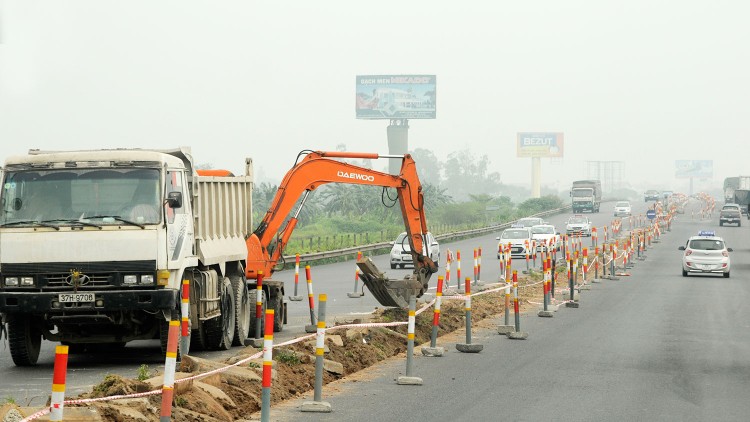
left=74, top=278, right=548, bottom=421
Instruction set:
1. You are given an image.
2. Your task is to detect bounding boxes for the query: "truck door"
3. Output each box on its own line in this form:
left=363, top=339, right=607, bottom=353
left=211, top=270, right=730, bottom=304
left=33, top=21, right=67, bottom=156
left=165, top=169, right=193, bottom=268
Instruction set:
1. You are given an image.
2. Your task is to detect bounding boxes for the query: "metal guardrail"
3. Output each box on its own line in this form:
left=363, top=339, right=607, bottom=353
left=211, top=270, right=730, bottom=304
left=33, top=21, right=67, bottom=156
left=282, top=204, right=573, bottom=264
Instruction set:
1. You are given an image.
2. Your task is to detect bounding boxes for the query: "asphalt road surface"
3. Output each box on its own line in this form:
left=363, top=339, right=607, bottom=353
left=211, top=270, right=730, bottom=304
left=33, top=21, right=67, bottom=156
left=269, top=199, right=750, bottom=421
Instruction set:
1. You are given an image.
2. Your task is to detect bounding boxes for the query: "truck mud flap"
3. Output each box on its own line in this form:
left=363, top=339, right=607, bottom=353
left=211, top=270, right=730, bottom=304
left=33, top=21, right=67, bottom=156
left=356, top=257, right=423, bottom=308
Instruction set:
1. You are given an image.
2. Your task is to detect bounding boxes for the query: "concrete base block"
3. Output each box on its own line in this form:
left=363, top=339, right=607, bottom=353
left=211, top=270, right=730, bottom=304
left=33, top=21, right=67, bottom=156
left=579, top=284, right=592, bottom=290
left=305, top=324, right=317, bottom=333
left=397, top=376, right=424, bottom=385
left=421, top=346, right=445, bottom=357
left=289, top=295, right=304, bottom=301
left=548, top=304, right=560, bottom=312
left=245, top=338, right=264, bottom=348
left=347, top=292, right=364, bottom=298
left=537, top=309, right=554, bottom=318
left=566, top=301, right=580, bottom=308
left=591, top=278, right=602, bottom=283
left=637, top=256, right=646, bottom=261
left=605, top=275, right=620, bottom=281
left=456, top=343, right=483, bottom=353
left=508, top=331, right=529, bottom=340
left=300, top=401, right=332, bottom=413
left=497, top=325, right=515, bottom=335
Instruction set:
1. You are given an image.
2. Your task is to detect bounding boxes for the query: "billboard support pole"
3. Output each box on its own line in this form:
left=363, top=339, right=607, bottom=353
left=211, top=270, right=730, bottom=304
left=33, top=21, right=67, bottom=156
left=531, top=157, right=541, bottom=198
left=387, top=119, right=409, bottom=175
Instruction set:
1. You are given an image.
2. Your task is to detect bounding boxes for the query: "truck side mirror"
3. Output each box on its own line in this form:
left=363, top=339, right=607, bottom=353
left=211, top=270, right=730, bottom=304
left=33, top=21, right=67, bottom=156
left=166, top=191, right=183, bottom=209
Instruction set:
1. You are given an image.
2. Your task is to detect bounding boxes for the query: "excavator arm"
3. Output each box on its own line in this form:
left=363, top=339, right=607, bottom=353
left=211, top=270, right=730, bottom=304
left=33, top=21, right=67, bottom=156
left=245, top=151, right=437, bottom=307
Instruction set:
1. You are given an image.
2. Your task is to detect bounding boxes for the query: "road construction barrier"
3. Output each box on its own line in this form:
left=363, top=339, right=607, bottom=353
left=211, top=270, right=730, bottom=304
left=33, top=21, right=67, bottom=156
left=304, top=266, right=317, bottom=333
left=538, top=257, right=553, bottom=318
left=508, top=270, right=529, bottom=339
left=180, top=279, right=190, bottom=357
left=160, top=320, right=179, bottom=422
left=498, top=280, right=514, bottom=334
left=253, top=271, right=266, bottom=344
left=473, top=248, right=479, bottom=285
left=261, top=309, right=275, bottom=422
left=457, top=250, right=462, bottom=290
left=348, top=251, right=364, bottom=298
left=301, top=294, right=331, bottom=412
left=456, top=277, right=483, bottom=352
left=422, top=276, right=445, bottom=357
left=478, top=247, right=483, bottom=281
left=290, top=254, right=303, bottom=301
left=398, top=295, right=423, bottom=384
left=50, top=345, right=69, bottom=422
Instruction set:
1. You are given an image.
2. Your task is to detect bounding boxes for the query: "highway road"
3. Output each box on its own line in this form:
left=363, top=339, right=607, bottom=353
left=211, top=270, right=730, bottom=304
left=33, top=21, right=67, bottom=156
left=2, top=198, right=728, bottom=416
left=269, top=198, right=750, bottom=421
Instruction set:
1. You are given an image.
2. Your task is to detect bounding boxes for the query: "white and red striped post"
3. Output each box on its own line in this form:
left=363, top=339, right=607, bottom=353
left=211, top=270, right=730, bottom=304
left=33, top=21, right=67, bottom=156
left=260, top=309, right=275, bottom=422
left=160, top=320, right=179, bottom=422
left=508, top=270, right=529, bottom=339
left=473, top=248, right=478, bottom=285
left=591, top=227, right=597, bottom=248
left=445, top=250, right=452, bottom=289
left=398, top=294, right=423, bottom=384
left=254, top=271, right=265, bottom=341
left=348, top=251, right=364, bottom=298
left=524, top=240, right=530, bottom=272
left=456, top=277, right=483, bottom=352
left=180, top=279, right=190, bottom=356
left=304, top=266, right=317, bottom=333
left=301, top=294, right=331, bottom=412
left=290, top=254, right=303, bottom=300
left=532, top=240, right=537, bottom=269
left=583, top=248, right=589, bottom=284
left=422, top=276, right=445, bottom=357
left=505, top=244, right=512, bottom=284
left=456, top=250, right=462, bottom=290
left=49, top=345, right=69, bottom=421
left=477, top=247, right=482, bottom=281
left=538, top=258, right=553, bottom=318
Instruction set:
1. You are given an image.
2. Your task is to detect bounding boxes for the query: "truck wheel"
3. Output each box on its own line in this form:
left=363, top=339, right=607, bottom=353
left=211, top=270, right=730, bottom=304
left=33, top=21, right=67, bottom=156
left=160, top=308, right=190, bottom=360
left=247, top=289, right=266, bottom=339
left=271, top=294, right=284, bottom=333
left=7, top=314, right=42, bottom=366
left=204, top=277, right=236, bottom=350
left=231, top=276, right=251, bottom=347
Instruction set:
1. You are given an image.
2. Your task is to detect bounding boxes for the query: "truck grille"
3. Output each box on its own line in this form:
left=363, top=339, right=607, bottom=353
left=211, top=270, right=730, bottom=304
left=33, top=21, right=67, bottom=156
left=45, top=273, right=113, bottom=288
left=1, top=260, right=156, bottom=290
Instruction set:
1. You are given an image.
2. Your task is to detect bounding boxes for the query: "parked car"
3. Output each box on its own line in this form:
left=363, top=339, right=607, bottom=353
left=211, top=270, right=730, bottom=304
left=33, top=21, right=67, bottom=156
left=389, top=231, right=440, bottom=269
left=613, top=201, right=632, bottom=217
left=678, top=231, right=732, bottom=277
left=496, top=226, right=533, bottom=258
left=530, top=224, right=561, bottom=252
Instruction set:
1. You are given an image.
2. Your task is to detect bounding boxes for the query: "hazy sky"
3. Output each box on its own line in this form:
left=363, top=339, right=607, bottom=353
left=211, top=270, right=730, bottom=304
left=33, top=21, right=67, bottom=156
left=1, top=1, right=748, bottom=194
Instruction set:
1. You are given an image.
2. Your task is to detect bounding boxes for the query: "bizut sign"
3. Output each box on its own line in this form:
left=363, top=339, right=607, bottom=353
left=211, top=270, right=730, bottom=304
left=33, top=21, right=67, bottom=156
left=516, top=132, right=564, bottom=158
left=337, top=171, right=375, bottom=182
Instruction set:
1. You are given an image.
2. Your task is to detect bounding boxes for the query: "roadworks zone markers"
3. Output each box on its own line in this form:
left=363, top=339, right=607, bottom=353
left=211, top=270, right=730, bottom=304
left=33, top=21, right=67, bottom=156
left=422, top=276, right=445, bottom=357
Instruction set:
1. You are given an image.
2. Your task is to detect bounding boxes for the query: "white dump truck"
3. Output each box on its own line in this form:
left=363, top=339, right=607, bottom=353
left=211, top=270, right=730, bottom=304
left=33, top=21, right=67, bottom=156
left=0, top=147, right=284, bottom=366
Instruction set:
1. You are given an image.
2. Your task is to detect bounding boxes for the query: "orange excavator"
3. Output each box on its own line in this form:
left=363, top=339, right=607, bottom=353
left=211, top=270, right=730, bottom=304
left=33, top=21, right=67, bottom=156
left=245, top=151, right=438, bottom=308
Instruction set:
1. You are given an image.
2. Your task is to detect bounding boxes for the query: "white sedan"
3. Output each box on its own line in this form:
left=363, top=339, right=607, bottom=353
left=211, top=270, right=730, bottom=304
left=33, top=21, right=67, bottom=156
left=613, top=201, right=632, bottom=217
left=530, top=224, right=560, bottom=252
left=678, top=231, right=732, bottom=278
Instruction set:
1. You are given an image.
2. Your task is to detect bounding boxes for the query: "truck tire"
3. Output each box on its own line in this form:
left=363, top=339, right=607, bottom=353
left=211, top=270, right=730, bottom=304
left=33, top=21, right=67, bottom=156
left=204, top=277, right=236, bottom=350
left=7, top=314, right=41, bottom=366
left=271, top=294, right=284, bottom=333
left=247, top=289, right=266, bottom=339
left=160, top=308, right=190, bottom=360
left=231, top=276, right=251, bottom=347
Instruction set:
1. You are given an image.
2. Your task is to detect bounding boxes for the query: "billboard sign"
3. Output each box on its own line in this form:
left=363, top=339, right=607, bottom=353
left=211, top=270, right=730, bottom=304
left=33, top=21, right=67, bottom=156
left=675, top=160, right=713, bottom=179
left=356, top=75, right=436, bottom=119
left=516, top=132, right=564, bottom=158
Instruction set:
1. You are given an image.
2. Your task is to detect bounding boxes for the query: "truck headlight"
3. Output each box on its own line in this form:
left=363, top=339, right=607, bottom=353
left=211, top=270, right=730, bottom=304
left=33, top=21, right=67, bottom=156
left=5, top=277, right=19, bottom=286
left=140, top=274, right=155, bottom=285
left=21, top=277, right=34, bottom=286
left=123, top=275, right=138, bottom=285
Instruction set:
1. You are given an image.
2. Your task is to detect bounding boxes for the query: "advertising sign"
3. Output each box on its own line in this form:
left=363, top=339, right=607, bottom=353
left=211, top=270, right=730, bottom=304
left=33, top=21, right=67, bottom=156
left=675, top=160, right=713, bottom=179
left=356, top=75, right=436, bottom=119
left=516, top=132, right=564, bottom=158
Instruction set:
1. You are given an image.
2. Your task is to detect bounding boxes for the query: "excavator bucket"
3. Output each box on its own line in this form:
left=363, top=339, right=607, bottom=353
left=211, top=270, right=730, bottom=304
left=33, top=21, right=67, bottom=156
left=356, top=256, right=427, bottom=308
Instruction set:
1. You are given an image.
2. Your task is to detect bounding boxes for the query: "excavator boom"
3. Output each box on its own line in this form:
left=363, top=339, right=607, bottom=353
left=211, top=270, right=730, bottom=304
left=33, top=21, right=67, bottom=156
left=245, top=151, right=437, bottom=307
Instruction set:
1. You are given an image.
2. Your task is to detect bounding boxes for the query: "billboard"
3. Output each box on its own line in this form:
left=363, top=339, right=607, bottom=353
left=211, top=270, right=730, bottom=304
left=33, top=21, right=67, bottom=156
left=675, top=160, right=713, bottom=179
left=356, top=75, right=436, bottom=119
left=516, top=132, right=564, bottom=158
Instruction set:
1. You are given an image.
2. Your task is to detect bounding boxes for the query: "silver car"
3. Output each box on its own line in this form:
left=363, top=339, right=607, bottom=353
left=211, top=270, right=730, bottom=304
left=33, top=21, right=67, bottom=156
left=390, top=232, right=440, bottom=269
left=678, top=232, right=732, bottom=278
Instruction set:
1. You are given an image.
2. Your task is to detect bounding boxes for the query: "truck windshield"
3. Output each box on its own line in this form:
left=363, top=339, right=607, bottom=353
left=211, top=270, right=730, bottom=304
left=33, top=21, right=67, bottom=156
left=0, top=168, right=161, bottom=226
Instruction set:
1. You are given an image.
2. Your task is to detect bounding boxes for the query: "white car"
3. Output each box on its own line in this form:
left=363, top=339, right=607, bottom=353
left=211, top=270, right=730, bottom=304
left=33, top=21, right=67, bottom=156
left=389, top=231, right=440, bottom=269
left=565, top=215, right=592, bottom=237
left=515, top=217, right=546, bottom=228
left=496, top=226, right=533, bottom=258
left=530, top=224, right=560, bottom=252
left=613, top=201, right=632, bottom=217
left=678, top=231, right=732, bottom=278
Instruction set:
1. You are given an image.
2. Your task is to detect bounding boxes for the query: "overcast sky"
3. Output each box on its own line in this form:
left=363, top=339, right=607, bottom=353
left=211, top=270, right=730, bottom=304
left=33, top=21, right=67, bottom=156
left=1, top=1, right=748, bottom=194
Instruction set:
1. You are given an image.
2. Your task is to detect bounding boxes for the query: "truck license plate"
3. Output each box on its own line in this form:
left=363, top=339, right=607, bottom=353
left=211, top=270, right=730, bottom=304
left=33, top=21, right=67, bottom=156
left=58, top=293, right=95, bottom=303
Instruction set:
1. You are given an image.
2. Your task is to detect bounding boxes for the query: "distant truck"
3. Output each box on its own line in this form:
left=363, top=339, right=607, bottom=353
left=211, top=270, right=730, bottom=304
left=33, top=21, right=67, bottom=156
left=732, top=176, right=750, bottom=214
left=724, top=177, right=739, bottom=203
left=570, top=180, right=602, bottom=213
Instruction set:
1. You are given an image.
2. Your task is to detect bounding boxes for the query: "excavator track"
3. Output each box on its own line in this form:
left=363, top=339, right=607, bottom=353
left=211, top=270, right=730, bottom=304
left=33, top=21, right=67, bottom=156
left=356, top=257, right=426, bottom=308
